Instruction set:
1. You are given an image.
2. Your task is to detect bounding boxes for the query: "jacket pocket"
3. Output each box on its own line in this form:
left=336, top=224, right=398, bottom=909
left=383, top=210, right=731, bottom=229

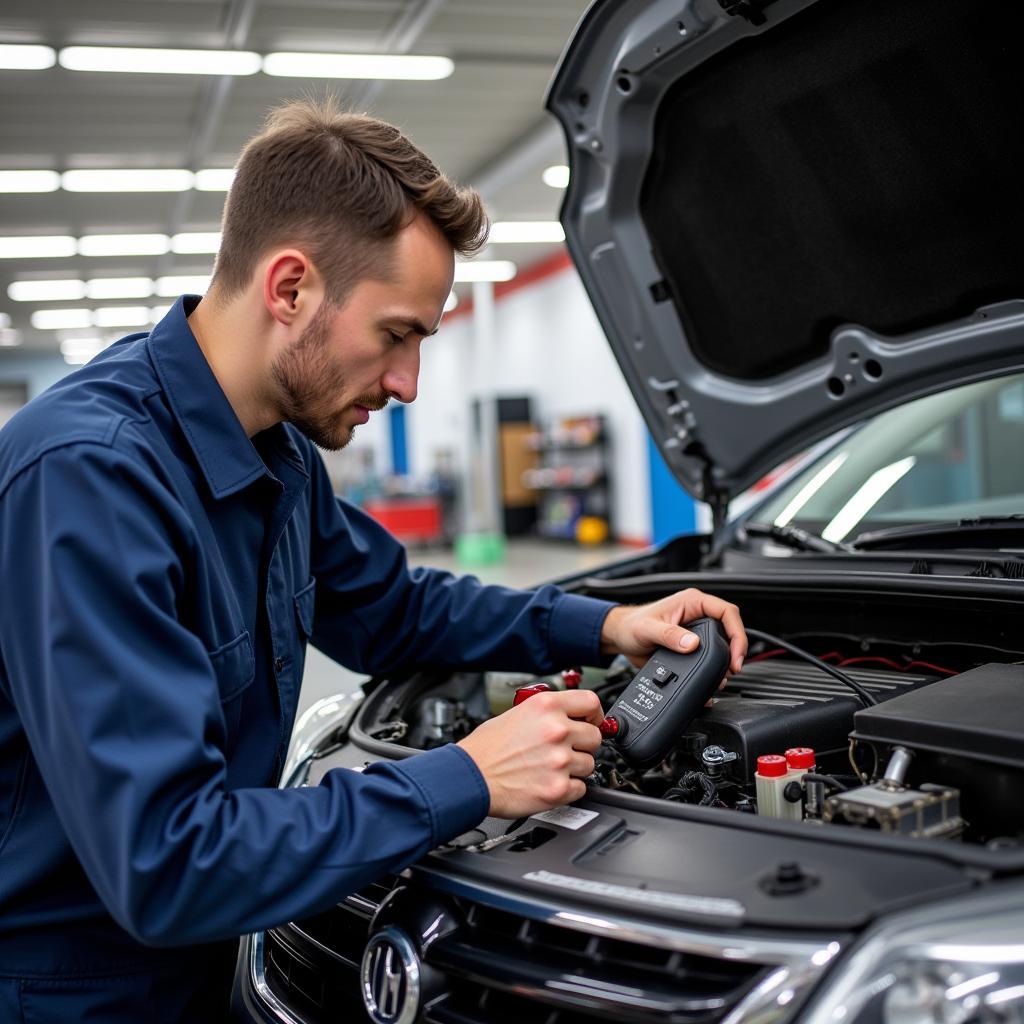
left=207, top=630, right=255, bottom=704
left=294, top=577, right=316, bottom=640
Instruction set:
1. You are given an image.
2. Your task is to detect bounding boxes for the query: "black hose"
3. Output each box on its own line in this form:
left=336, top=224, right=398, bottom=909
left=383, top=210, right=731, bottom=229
left=744, top=628, right=877, bottom=707
left=803, top=772, right=849, bottom=792
left=664, top=771, right=718, bottom=806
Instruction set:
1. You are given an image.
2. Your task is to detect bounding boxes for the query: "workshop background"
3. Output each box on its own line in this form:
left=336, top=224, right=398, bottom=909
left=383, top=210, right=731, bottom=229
left=0, top=0, right=707, bottom=709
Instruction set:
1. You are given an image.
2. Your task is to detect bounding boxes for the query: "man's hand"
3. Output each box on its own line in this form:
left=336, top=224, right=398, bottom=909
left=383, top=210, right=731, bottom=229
left=457, top=689, right=604, bottom=818
left=600, top=588, right=747, bottom=674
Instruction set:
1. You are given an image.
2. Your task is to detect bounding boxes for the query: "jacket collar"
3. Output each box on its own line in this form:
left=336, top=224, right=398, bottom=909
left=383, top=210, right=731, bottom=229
left=146, top=295, right=306, bottom=499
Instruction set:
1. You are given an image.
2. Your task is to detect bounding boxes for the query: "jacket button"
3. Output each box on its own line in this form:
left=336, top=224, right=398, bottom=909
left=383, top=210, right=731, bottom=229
left=274, top=657, right=285, bottom=673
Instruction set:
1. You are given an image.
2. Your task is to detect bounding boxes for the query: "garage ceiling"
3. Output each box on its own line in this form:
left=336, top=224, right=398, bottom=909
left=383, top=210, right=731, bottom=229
left=0, top=0, right=588, bottom=352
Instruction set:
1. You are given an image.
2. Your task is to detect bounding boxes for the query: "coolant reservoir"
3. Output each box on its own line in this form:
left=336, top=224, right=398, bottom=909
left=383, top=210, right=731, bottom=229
left=756, top=755, right=803, bottom=821
left=485, top=672, right=539, bottom=715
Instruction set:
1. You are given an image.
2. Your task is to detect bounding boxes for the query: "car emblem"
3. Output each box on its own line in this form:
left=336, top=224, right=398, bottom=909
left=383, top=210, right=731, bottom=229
left=361, top=926, right=421, bottom=1024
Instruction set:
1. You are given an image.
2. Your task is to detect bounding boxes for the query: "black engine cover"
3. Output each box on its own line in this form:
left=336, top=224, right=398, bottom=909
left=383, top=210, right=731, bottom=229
left=687, top=661, right=937, bottom=780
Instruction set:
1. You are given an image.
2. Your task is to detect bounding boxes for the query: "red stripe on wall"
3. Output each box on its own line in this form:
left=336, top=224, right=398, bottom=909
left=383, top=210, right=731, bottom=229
left=442, top=245, right=574, bottom=324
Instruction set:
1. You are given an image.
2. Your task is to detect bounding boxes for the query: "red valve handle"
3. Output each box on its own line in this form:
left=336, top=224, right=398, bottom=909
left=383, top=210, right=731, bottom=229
left=512, top=683, right=620, bottom=739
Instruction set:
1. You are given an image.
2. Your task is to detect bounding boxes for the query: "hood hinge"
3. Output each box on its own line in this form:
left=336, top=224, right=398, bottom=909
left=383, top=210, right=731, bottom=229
left=717, top=0, right=773, bottom=26
left=658, top=388, right=729, bottom=536
left=704, top=471, right=729, bottom=536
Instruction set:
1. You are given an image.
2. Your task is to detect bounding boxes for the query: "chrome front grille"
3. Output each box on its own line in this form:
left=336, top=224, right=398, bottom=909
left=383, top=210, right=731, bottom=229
left=422, top=900, right=768, bottom=1024
left=255, top=871, right=833, bottom=1024
left=261, top=875, right=399, bottom=1023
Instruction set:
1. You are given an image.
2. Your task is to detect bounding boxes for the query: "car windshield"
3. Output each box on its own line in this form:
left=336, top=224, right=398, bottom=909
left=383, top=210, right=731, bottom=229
left=754, top=373, right=1024, bottom=544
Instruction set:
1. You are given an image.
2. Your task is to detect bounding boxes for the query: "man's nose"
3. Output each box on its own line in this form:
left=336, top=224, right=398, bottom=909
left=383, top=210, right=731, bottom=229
left=382, top=347, right=420, bottom=404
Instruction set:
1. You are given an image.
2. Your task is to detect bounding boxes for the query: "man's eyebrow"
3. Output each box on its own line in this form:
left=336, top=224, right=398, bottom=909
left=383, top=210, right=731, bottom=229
left=390, top=316, right=438, bottom=338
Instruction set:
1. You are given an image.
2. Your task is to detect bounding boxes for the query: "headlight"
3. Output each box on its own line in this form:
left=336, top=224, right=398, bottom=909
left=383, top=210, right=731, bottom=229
left=281, top=690, right=364, bottom=786
left=803, top=886, right=1024, bottom=1024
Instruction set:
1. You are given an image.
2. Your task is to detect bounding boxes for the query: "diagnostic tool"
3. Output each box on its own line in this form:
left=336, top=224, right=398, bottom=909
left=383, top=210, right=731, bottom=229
left=514, top=617, right=731, bottom=769
left=606, top=617, right=731, bottom=768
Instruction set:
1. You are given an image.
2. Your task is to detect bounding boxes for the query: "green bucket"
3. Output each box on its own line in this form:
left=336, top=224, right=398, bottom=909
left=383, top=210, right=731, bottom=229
left=454, top=531, right=506, bottom=567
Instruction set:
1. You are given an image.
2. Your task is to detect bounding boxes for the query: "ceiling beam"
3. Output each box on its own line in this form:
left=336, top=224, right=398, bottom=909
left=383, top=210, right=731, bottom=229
left=154, top=0, right=259, bottom=279
left=466, top=116, right=564, bottom=202
left=349, top=0, right=448, bottom=110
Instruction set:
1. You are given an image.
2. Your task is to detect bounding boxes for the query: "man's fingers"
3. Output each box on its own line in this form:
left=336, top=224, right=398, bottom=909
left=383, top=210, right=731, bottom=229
left=567, top=719, right=603, bottom=753
left=637, top=616, right=700, bottom=655
left=564, top=778, right=587, bottom=804
left=569, top=750, right=596, bottom=778
left=547, top=687, right=605, bottom=726
left=685, top=590, right=748, bottom=674
left=718, top=604, right=747, bottom=673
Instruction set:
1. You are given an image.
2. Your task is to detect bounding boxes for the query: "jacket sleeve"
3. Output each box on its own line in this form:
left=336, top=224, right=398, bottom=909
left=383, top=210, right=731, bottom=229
left=0, top=440, right=490, bottom=947
left=304, top=451, right=616, bottom=676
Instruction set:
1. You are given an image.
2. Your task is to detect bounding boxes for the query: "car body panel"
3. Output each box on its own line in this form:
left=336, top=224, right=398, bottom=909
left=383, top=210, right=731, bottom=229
left=546, top=0, right=1024, bottom=504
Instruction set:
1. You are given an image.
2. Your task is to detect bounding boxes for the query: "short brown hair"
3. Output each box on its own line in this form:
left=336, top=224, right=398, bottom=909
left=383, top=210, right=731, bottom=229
left=211, top=96, right=488, bottom=302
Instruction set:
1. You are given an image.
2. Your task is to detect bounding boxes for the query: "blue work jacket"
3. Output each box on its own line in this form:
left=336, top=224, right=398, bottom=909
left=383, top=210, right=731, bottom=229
left=0, top=296, right=614, bottom=1020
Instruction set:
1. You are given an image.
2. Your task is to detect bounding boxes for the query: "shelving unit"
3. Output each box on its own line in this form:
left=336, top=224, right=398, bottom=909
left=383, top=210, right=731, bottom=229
left=522, top=414, right=612, bottom=542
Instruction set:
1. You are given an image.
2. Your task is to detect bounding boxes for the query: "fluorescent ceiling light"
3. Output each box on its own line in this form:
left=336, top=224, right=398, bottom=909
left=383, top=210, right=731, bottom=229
left=0, top=170, right=60, bottom=193
left=59, top=336, right=106, bottom=365
left=155, top=275, right=211, bottom=297
left=92, top=306, right=151, bottom=327
left=0, top=44, right=56, bottom=70
left=0, top=235, right=76, bottom=259
left=488, top=221, right=565, bottom=244
left=86, top=277, right=154, bottom=299
left=0, top=328, right=21, bottom=347
left=263, top=52, right=453, bottom=80
left=193, top=169, right=234, bottom=191
left=453, top=260, right=517, bottom=283
left=63, top=169, right=194, bottom=192
left=59, top=46, right=261, bottom=76
left=542, top=165, right=570, bottom=189
left=8, top=279, right=86, bottom=302
left=443, top=291, right=458, bottom=313
left=0, top=313, right=10, bottom=328
left=821, top=456, right=917, bottom=543
left=149, top=305, right=173, bottom=322
left=31, top=308, right=93, bottom=330
left=171, top=232, right=221, bottom=254
left=78, top=234, right=170, bottom=257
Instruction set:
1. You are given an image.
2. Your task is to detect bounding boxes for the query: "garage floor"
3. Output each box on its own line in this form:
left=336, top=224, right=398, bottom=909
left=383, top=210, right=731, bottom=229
left=297, top=539, right=638, bottom=715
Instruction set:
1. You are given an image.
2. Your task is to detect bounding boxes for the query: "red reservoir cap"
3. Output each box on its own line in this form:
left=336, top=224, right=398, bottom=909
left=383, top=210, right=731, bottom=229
left=785, top=747, right=816, bottom=770
left=757, top=754, right=788, bottom=778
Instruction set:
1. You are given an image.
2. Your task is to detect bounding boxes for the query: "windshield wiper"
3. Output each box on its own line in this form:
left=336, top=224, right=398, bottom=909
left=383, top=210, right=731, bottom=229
left=851, top=515, right=1024, bottom=551
left=742, top=521, right=853, bottom=554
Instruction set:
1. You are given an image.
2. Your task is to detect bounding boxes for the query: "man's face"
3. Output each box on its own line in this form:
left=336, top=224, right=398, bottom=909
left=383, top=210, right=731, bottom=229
left=270, top=214, right=454, bottom=451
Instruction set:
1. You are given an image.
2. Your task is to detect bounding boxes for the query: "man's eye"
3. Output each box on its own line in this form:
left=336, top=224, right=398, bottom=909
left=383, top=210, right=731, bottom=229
left=386, top=330, right=404, bottom=346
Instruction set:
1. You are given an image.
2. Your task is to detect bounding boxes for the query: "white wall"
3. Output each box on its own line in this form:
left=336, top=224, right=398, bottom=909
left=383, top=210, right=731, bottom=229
left=409, top=265, right=652, bottom=542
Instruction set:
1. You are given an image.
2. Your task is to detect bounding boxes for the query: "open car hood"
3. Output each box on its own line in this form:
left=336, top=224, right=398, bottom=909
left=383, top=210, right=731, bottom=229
left=546, top=0, right=1024, bottom=509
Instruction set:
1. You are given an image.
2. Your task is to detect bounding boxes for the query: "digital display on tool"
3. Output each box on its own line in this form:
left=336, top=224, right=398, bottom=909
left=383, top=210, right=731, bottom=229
left=606, top=617, right=731, bottom=768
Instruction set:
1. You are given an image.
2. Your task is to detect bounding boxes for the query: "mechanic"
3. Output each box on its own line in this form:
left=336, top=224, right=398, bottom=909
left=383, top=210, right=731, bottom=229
left=0, top=99, right=747, bottom=1022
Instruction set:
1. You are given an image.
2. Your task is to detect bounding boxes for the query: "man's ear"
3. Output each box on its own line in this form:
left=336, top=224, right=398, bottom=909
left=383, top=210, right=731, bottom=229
left=262, top=249, right=322, bottom=326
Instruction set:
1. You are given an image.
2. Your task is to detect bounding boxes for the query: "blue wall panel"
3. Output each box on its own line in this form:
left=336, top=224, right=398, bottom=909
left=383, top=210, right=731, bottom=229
left=647, top=433, right=696, bottom=545
left=389, top=404, right=409, bottom=476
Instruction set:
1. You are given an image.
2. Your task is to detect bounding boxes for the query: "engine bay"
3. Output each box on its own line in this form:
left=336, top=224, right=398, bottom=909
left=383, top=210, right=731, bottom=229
left=354, top=612, right=1024, bottom=850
